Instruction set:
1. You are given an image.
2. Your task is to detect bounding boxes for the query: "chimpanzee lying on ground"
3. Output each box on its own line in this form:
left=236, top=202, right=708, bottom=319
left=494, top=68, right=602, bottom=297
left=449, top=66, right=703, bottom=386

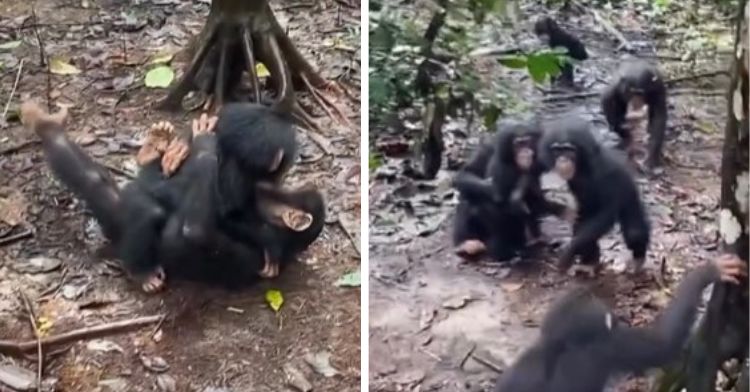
left=452, top=118, right=574, bottom=262
left=22, top=101, right=324, bottom=292
left=493, top=254, right=747, bottom=392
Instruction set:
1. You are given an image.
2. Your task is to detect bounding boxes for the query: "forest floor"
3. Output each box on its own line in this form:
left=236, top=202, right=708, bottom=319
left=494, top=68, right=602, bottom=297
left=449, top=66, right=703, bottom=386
left=369, top=1, right=734, bottom=391
left=0, top=0, right=361, bottom=391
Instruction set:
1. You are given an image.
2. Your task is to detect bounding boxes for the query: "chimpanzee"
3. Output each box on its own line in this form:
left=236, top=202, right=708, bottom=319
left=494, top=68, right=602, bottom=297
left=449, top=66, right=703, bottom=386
left=534, top=16, right=588, bottom=86
left=22, top=101, right=324, bottom=292
left=493, top=254, right=747, bottom=392
left=539, top=115, right=650, bottom=277
left=452, top=119, right=574, bottom=262
left=601, top=60, right=668, bottom=171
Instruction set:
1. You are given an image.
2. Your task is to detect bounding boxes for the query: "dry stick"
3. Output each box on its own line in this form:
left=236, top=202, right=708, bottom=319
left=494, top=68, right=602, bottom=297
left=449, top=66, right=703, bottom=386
left=2, top=58, right=25, bottom=120
left=0, top=140, right=40, bottom=155
left=542, top=71, right=731, bottom=103
left=0, top=227, right=34, bottom=247
left=470, top=352, right=504, bottom=374
left=0, top=315, right=163, bottom=357
left=19, top=291, right=43, bottom=392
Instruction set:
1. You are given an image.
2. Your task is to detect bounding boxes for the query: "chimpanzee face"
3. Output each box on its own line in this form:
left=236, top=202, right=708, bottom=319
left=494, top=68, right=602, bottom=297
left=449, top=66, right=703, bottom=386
left=513, top=135, right=536, bottom=171
left=549, top=142, right=577, bottom=181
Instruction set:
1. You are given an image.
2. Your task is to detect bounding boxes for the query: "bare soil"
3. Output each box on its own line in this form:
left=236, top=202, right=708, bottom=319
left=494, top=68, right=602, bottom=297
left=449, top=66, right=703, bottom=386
left=369, top=2, right=732, bottom=391
left=0, top=0, right=361, bottom=391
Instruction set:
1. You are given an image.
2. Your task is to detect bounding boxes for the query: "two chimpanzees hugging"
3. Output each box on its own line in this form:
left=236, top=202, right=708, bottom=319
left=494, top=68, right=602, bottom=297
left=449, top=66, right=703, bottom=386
left=453, top=114, right=649, bottom=277
left=21, top=101, right=325, bottom=293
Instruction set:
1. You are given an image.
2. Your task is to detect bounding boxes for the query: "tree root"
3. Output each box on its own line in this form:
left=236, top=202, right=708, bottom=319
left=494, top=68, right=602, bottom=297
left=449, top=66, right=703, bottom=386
left=159, top=2, right=349, bottom=134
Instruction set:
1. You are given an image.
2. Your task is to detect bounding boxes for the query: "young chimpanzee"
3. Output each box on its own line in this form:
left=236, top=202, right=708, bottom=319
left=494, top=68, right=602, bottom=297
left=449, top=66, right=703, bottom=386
left=534, top=16, right=588, bottom=87
left=539, top=115, right=650, bottom=277
left=601, top=60, right=668, bottom=171
left=22, top=101, right=324, bottom=292
left=493, top=254, right=747, bottom=392
left=452, top=118, right=574, bottom=262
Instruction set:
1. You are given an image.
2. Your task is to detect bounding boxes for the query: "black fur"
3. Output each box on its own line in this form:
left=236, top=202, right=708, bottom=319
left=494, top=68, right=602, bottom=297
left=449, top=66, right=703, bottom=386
left=601, top=60, right=668, bottom=169
left=494, top=263, right=723, bottom=392
left=534, top=16, right=588, bottom=86
left=539, top=115, right=650, bottom=270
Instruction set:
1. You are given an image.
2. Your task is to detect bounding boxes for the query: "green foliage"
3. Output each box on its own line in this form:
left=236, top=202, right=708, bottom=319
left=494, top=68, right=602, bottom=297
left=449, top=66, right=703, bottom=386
left=369, top=152, right=383, bottom=171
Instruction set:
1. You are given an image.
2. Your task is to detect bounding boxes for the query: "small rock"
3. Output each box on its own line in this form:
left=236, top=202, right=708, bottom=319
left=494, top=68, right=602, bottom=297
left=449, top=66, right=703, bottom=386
left=140, top=355, right=170, bottom=373
left=442, top=295, right=473, bottom=310
left=156, top=375, right=176, bottom=392
left=0, top=364, right=36, bottom=391
left=283, top=364, right=312, bottom=392
left=304, top=351, right=339, bottom=378
left=87, top=339, right=124, bottom=353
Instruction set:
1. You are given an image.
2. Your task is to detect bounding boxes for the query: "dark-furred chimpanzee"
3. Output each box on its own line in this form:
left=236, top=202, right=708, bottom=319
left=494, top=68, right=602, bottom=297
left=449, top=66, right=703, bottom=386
left=22, top=101, right=324, bottom=292
left=452, top=118, right=574, bottom=262
left=534, top=16, right=588, bottom=87
left=493, top=254, right=747, bottom=392
left=601, top=60, right=668, bottom=171
left=539, top=115, right=650, bottom=277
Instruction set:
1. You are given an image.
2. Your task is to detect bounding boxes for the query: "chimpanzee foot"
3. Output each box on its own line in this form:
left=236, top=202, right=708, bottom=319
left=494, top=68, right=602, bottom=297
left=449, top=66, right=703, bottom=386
left=455, top=239, right=487, bottom=261
left=262, top=197, right=314, bottom=231
left=141, top=266, right=166, bottom=293
left=568, top=264, right=599, bottom=278
left=137, top=121, right=175, bottom=166
left=161, top=137, right=190, bottom=177
left=259, top=250, right=280, bottom=278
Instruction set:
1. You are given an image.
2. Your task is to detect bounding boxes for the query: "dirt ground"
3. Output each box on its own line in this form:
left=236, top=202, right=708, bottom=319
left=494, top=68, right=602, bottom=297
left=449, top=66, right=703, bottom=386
left=369, top=1, right=733, bottom=391
left=0, top=0, right=361, bottom=391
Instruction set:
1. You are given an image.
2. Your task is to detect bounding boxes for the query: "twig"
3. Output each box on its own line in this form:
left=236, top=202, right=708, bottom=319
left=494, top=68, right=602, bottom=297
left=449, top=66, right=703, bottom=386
left=2, top=58, right=25, bottom=120
left=303, top=129, right=334, bottom=155
left=574, top=1, right=632, bottom=51
left=470, top=352, right=504, bottom=374
left=19, top=291, right=43, bottom=392
left=0, top=315, right=163, bottom=357
left=149, top=314, right=167, bottom=340
left=30, top=6, right=50, bottom=111
left=0, top=140, right=40, bottom=155
left=104, top=163, right=135, bottom=179
left=664, top=70, right=729, bottom=86
left=0, top=227, right=34, bottom=247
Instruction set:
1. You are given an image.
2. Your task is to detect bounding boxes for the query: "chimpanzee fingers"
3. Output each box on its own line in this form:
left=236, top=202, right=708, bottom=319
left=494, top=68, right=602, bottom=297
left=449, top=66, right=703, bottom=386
left=21, top=101, right=68, bottom=132
left=161, top=140, right=190, bottom=176
left=206, top=115, right=218, bottom=133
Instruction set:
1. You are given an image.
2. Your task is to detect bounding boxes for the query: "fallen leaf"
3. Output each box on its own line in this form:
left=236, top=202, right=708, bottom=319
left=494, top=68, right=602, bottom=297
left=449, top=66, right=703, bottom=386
left=0, top=40, right=21, bottom=51
left=49, top=57, right=81, bottom=75
left=149, top=52, right=175, bottom=65
left=87, top=340, right=124, bottom=353
left=144, top=66, right=174, bottom=88
left=0, top=190, right=28, bottom=226
left=256, top=62, right=270, bottom=78
left=283, top=364, right=312, bottom=392
left=304, top=351, right=339, bottom=377
left=265, top=289, right=284, bottom=312
left=334, top=268, right=361, bottom=287
left=37, top=317, right=53, bottom=336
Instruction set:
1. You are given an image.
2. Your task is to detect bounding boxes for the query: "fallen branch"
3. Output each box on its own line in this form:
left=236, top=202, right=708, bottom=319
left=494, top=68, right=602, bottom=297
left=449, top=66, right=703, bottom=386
left=2, top=58, right=25, bottom=121
left=0, top=315, right=162, bottom=357
left=19, top=291, right=43, bottom=392
left=0, top=140, right=40, bottom=155
left=542, top=71, right=732, bottom=102
left=573, top=0, right=632, bottom=51
left=0, top=227, right=34, bottom=247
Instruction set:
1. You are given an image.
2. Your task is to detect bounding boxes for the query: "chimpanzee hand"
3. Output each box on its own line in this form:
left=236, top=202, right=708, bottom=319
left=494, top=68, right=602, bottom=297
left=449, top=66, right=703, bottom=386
left=21, top=101, right=68, bottom=137
left=192, top=113, right=218, bottom=137
left=137, top=121, right=174, bottom=167
left=713, top=254, right=747, bottom=285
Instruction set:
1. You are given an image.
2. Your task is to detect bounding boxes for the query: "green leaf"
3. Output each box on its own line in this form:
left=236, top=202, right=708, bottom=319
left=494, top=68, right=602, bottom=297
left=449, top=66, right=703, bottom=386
left=526, top=51, right=562, bottom=84
left=255, top=63, right=270, bottom=78
left=335, top=269, right=361, bottom=287
left=144, top=65, right=174, bottom=88
left=265, top=289, right=284, bottom=312
left=50, top=57, right=81, bottom=75
left=0, top=40, right=21, bottom=51
left=369, top=152, right=382, bottom=172
left=497, top=55, right=527, bottom=69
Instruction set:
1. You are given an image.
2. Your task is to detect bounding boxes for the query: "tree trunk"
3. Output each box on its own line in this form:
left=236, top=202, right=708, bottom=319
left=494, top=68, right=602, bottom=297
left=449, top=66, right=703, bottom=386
left=160, top=0, right=349, bottom=131
left=654, top=1, right=749, bottom=391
